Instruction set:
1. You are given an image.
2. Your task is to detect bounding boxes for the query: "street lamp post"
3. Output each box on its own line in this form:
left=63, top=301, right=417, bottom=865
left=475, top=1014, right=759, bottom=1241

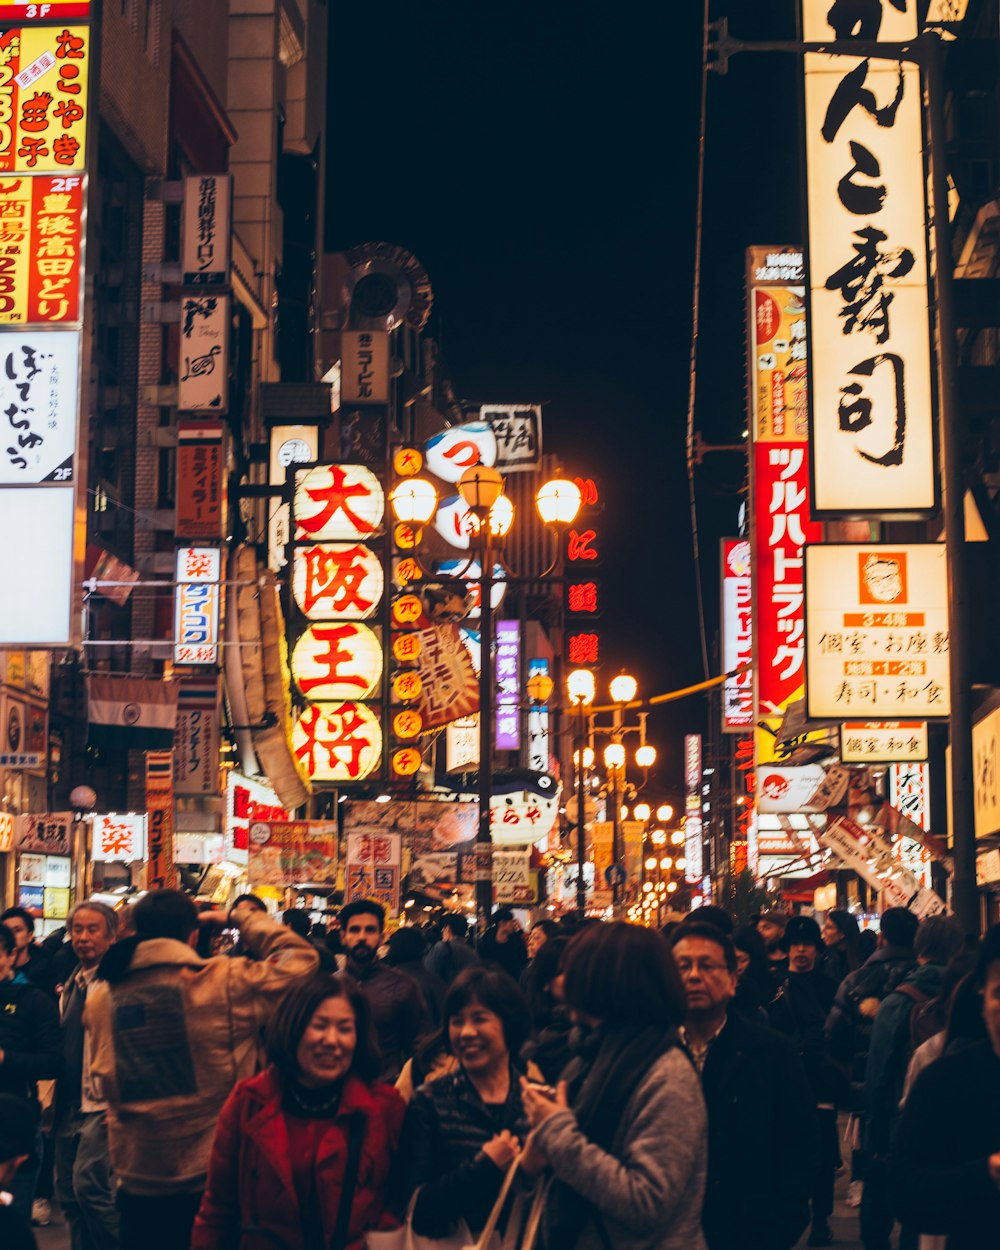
left=567, top=668, right=596, bottom=917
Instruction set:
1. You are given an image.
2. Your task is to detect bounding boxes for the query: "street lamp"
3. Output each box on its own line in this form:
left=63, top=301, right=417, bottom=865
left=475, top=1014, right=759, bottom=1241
left=390, top=464, right=582, bottom=939
left=567, top=667, right=596, bottom=917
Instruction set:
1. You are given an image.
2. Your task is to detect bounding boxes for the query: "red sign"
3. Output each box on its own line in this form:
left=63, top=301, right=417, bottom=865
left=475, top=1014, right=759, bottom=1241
left=0, top=5, right=91, bottom=17
left=0, top=173, right=83, bottom=322
left=176, top=422, right=224, bottom=539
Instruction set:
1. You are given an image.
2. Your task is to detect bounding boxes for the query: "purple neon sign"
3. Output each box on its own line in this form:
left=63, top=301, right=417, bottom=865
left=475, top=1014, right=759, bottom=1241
left=495, top=619, right=520, bottom=750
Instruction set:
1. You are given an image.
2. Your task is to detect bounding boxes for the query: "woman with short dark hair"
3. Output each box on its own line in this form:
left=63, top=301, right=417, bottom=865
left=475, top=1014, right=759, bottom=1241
left=191, top=975, right=403, bottom=1250
left=521, top=922, right=708, bottom=1250
left=395, top=965, right=531, bottom=1239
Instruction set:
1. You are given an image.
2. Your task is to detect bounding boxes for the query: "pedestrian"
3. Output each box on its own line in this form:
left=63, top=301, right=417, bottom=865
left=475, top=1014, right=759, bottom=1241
left=0, top=921, right=62, bottom=1219
left=756, top=910, right=790, bottom=993
left=1, top=908, right=57, bottom=996
left=395, top=966, right=531, bottom=1239
left=337, top=901, right=429, bottom=1082
left=767, top=915, right=844, bottom=1247
left=526, top=919, right=559, bottom=962
left=191, top=975, right=404, bottom=1250
left=423, top=912, right=479, bottom=985
left=0, top=1094, right=41, bottom=1250
left=520, top=936, right=573, bottom=1084
left=282, top=907, right=313, bottom=939
left=901, top=958, right=984, bottom=1102
left=672, top=922, right=816, bottom=1250
left=478, top=907, right=528, bottom=982
left=891, top=924, right=1000, bottom=1250
left=84, top=889, right=318, bottom=1250
left=821, top=910, right=862, bottom=986
left=54, top=901, right=121, bottom=1250
left=521, top=922, right=708, bottom=1250
left=384, top=926, right=446, bottom=1028
left=861, top=915, right=963, bottom=1250
left=730, top=924, right=773, bottom=1020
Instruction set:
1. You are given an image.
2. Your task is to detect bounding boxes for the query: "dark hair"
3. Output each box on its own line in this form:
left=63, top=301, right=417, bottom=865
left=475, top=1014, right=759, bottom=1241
left=440, top=913, right=468, bottom=938
left=232, top=893, right=267, bottom=913
left=561, top=922, right=686, bottom=1029
left=266, top=975, right=380, bottom=1084
left=672, top=922, right=738, bottom=973
left=523, top=936, right=569, bottom=1027
left=688, top=905, right=734, bottom=935
left=914, top=915, right=963, bottom=965
left=340, top=899, right=386, bottom=931
left=825, top=910, right=862, bottom=972
left=385, top=926, right=426, bottom=965
left=1, top=906, right=35, bottom=934
left=0, top=924, right=15, bottom=956
left=974, top=923, right=1000, bottom=988
left=731, top=923, right=775, bottom=995
left=133, top=890, right=198, bottom=942
left=442, top=965, right=532, bottom=1058
left=945, top=971, right=988, bottom=1048
left=880, top=907, right=919, bottom=949
left=493, top=907, right=516, bottom=924
left=282, top=909, right=312, bottom=939
left=530, top=920, right=559, bottom=941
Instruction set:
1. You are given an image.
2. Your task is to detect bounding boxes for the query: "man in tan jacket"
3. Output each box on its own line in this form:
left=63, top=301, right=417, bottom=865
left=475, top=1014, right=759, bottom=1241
left=84, top=890, right=318, bottom=1250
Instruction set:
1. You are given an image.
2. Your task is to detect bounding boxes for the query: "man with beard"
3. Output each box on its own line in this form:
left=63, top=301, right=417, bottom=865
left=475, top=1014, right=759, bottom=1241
left=767, top=916, right=845, bottom=1247
left=673, top=922, right=816, bottom=1250
left=338, top=900, right=428, bottom=1081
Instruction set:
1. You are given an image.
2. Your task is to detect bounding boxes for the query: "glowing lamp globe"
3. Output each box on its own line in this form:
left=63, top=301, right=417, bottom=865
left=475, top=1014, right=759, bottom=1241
left=526, top=673, right=554, bottom=704
left=636, top=745, right=657, bottom=769
left=667, top=881, right=678, bottom=894
left=609, top=673, right=638, bottom=704
left=389, top=478, right=438, bottom=526
left=633, top=802, right=652, bottom=823
left=488, top=493, right=515, bottom=537
left=650, top=829, right=667, bottom=846
left=657, top=804, right=674, bottom=823
left=535, top=477, right=582, bottom=526
left=457, top=464, right=504, bottom=514
left=644, top=856, right=657, bottom=871
left=567, top=668, right=596, bottom=706
left=660, top=857, right=673, bottom=870
left=604, top=742, right=626, bottom=770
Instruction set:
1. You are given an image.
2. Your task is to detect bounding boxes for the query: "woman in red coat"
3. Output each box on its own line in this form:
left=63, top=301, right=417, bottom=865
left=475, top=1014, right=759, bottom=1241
left=191, top=975, right=404, bottom=1250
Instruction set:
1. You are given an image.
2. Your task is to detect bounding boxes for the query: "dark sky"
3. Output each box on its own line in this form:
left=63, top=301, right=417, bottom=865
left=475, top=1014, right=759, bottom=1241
left=326, top=2, right=802, bottom=796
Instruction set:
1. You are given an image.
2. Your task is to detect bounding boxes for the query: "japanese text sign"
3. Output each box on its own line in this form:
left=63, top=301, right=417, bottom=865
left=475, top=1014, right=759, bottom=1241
left=174, top=546, right=221, bottom=666
left=248, top=820, right=338, bottom=886
left=972, top=703, right=1000, bottom=839
left=292, top=542, right=384, bottom=620
left=840, top=719, right=928, bottom=763
left=721, top=538, right=753, bottom=731
left=0, top=26, right=89, bottom=173
left=805, top=544, right=950, bottom=718
left=747, top=247, right=808, bottom=442
left=802, top=1, right=935, bottom=515
left=0, top=5, right=91, bottom=20
left=291, top=622, right=382, bottom=701
left=91, top=812, right=145, bottom=863
left=174, top=677, right=219, bottom=795
left=0, top=328, right=78, bottom=481
left=178, top=295, right=229, bottom=412
left=294, top=463, right=384, bottom=541
left=341, top=330, right=389, bottom=405
left=414, top=624, right=479, bottom=730
left=176, top=421, right=224, bottom=539
left=292, top=701, right=383, bottom=782
left=145, top=750, right=177, bottom=890
left=15, top=809, right=70, bottom=854
left=492, top=848, right=534, bottom=903
left=480, top=404, right=542, bottom=472
left=888, top=761, right=930, bottom=833
left=182, top=174, right=231, bottom=287
left=345, top=830, right=401, bottom=916
left=685, top=734, right=703, bottom=884
left=226, top=770, right=290, bottom=861
left=0, top=173, right=83, bottom=323
left=495, top=619, right=520, bottom=750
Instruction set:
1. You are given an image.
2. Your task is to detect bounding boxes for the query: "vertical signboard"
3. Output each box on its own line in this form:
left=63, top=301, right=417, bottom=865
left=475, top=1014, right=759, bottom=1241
left=802, top=1, right=935, bottom=516
left=182, top=175, right=231, bottom=287
left=341, top=330, right=389, bottom=405
left=721, top=538, right=753, bottom=731
left=145, top=751, right=177, bottom=890
left=495, top=619, right=520, bottom=751
left=174, top=677, right=219, bottom=796
left=174, top=546, right=221, bottom=665
left=345, top=830, right=401, bottom=917
left=176, top=421, right=225, bottom=539
left=684, top=733, right=703, bottom=883
left=178, top=295, right=229, bottom=412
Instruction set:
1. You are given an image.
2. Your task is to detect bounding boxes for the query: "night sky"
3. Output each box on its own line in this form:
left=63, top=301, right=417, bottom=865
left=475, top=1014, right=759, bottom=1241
left=326, top=2, right=802, bottom=796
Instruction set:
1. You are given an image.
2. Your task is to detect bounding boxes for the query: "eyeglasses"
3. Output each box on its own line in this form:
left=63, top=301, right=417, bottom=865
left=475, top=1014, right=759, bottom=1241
left=675, top=959, right=730, bottom=976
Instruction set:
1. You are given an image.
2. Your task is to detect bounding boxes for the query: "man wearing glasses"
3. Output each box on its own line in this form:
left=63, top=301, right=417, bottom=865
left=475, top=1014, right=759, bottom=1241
left=672, top=921, right=817, bottom=1250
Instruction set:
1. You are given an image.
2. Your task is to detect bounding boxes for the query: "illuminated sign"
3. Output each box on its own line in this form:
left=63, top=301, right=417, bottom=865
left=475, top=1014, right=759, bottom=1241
left=226, top=770, right=290, bottom=862
left=268, top=423, right=318, bottom=570
left=0, top=4, right=91, bottom=17
left=495, top=619, right=520, bottom=750
left=802, top=2, right=935, bottom=515
left=424, top=421, right=497, bottom=483
left=292, top=542, right=384, bottom=620
left=888, top=762, right=930, bottom=833
left=684, top=734, right=703, bottom=883
left=748, top=249, right=807, bottom=442
left=0, top=26, right=89, bottom=173
left=0, top=173, right=83, bottom=323
left=91, top=812, right=145, bottom=863
left=0, top=482, right=73, bottom=643
left=294, top=463, right=384, bottom=541
left=292, top=701, right=383, bottom=782
left=805, top=544, right=950, bottom=718
left=174, top=546, right=220, bottom=665
left=247, top=820, right=338, bottom=887
left=345, top=830, right=400, bottom=916
left=840, top=720, right=929, bottom=763
left=479, top=405, right=541, bottom=473
left=721, top=538, right=753, bottom=731
left=291, top=622, right=382, bottom=700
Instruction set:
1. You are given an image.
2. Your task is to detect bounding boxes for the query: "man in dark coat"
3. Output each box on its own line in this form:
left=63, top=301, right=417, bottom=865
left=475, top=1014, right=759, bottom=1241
left=891, top=923, right=1000, bottom=1250
left=1, top=908, right=57, bottom=997
left=0, top=1094, right=40, bottom=1250
left=477, top=908, right=527, bottom=982
left=424, top=912, right=479, bottom=985
left=673, top=922, right=816, bottom=1250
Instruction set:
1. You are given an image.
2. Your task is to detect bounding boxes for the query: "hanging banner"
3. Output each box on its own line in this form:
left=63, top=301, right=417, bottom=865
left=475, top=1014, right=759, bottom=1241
left=181, top=174, right=231, bottom=287
left=176, top=421, right=225, bottom=538
left=805, top=544, right=950, bottom=718
left=344, top=830, right=401, bottom=917
left=178, top=296, right=229, bottom=412
left=0, top=173, right=84, bottom=324
left=818, top=815, right=946, bottom=915
left=174, top=677, right=219, bottom=796
left=721, top=538, right=753, bottom=731
left=145, top=750, right=177, bottom=890
left=840, top=720, right=929, bottom=763
left=0, top=25, right=90, bottom=174
left=247, top=820, right=338, bottom=886
left=802, top=1, right=935, bottom=516
left=414, top=624, right=479, bottom=730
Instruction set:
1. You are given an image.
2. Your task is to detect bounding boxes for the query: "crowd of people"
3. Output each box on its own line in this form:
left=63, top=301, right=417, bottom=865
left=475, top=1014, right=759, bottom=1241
left=1, top=893, right=998, bottom=1250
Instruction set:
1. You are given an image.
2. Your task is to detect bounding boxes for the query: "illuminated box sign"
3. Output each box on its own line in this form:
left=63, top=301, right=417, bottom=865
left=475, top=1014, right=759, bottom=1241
left=748, top=248, right=808, bottom=442
left=178, top=295, right=229, bottom=412
left=802, top=1, right=935, bottom=516
left=176, top=421, right=224, bottom=539
left=247, top=820, right=338, bottom=887
left=840, top=720, right=929, bottom=763
left=0, top=26, right=89, bottom=173
left=345, top=831, right=400, bottom=917
left=0, top=173, right=83, bottom=323
left=684, top=734, right=703, bottom=883
left=226, top=770, right=290, bottom=861
left=888, top=762, right=930, bottom=834
left=495, top=619, right=520, bottom=751
left=91, top=813, right=145, bottom=863
left=174, top=546, right=221, bottom=666
left=182, top=174, right=231, bottom=288
left=721, top=538, right=753, bottom=731
left=292, top=542, right=384, bottom=620
left=805, top=544, right=950, bottom=718
left=0, top=328, right=78, bottom=482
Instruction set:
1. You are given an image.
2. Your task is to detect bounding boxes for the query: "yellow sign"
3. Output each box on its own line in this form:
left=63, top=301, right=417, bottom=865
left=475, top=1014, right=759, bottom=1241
left=391, top=746, right=422, bottom=776
left=393, top=521, right=421, bottom=550
left=393, top=447, right=423, bottom=477
left=292, top=702, right=383, bottom=782
left=391, top=594, right=423, bottom=627
left=0, top=26, right=90, bottom=174
left=393, top=709, right=422, bottom=740
left=291, top=623, right=382, bottom=701
left=392, top=670, right=422, bottom=702
left=392, top=632, right=422, bottom=663
left=394, top=557, right=421, bottom=587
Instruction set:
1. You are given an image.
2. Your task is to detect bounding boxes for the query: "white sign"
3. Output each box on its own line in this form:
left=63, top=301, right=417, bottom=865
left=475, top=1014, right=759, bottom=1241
left=684, top=814, right=703, bottom=884
left=174, top=546, right=221, bottom=665
left=225, top=771, right=291, bottom=866
left=445, top=715, right=479, bottom=771
left=174, top=832, right=226, bottom=865
left=972, top=703, right=1000, bottom=840
left=0, top=331, right=80, bottom=484
left=341, top=331, right=390, bottom=405
left=721, top=539, right=753, bottom=731
left=0, top=485, right=75, bottom=646
left=479, top=405, right=542, bottom=473
left=840, top=720, right=929, bottom=763
left=267, top=424, right=318, bottom=571
left=492, top=848, right=534, bottom=904
left=805, top=544, right=950, bottom=718
left=91, top=813, right=146, bottom=863
left=182, top=175, right=231, bottom=287
left=178, top=296, right=229, bottom=412
left=802, top=2, right=935, bottom=516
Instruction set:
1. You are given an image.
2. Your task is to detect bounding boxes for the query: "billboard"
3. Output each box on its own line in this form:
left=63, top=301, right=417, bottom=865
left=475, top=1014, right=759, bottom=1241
left=0, top=26, right=90, bottom=173
left=0, top=174, right=83, bottom=323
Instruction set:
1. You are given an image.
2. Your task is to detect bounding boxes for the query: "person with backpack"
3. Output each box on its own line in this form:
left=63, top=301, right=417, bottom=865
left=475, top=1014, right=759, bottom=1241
left=861, top=915, right=963, bottom=1250
left=423, top=913, right=479, bottom=985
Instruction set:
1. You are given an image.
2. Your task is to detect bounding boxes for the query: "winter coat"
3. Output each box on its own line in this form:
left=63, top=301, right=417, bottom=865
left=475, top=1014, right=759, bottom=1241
left=84, top=911, right=319, bottom=1196
left=396, top=1063, right=528, bottom=1237
left=532, top=1047, right=708, bottom=1250
left=891, top=1040, right=1000, bottom=1250
left=767, top=969, right=846, bottom=1108
left=423, top=937, right=478, bottom=986
left=190, top=1067, right=404, bottom=1250
left=477, top=930, right=528, bottom=982
left=341, top=960, right=429, bottom=1083
left=387, top=958, right=446, bottom=1030
left=826, top=944, right=916, bottom=1069
left=699, top=1012, right=817, bottom=1250
left=0, top=972, right=62, bottom=1100
left=864, top=960, right=945, bottom=1157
